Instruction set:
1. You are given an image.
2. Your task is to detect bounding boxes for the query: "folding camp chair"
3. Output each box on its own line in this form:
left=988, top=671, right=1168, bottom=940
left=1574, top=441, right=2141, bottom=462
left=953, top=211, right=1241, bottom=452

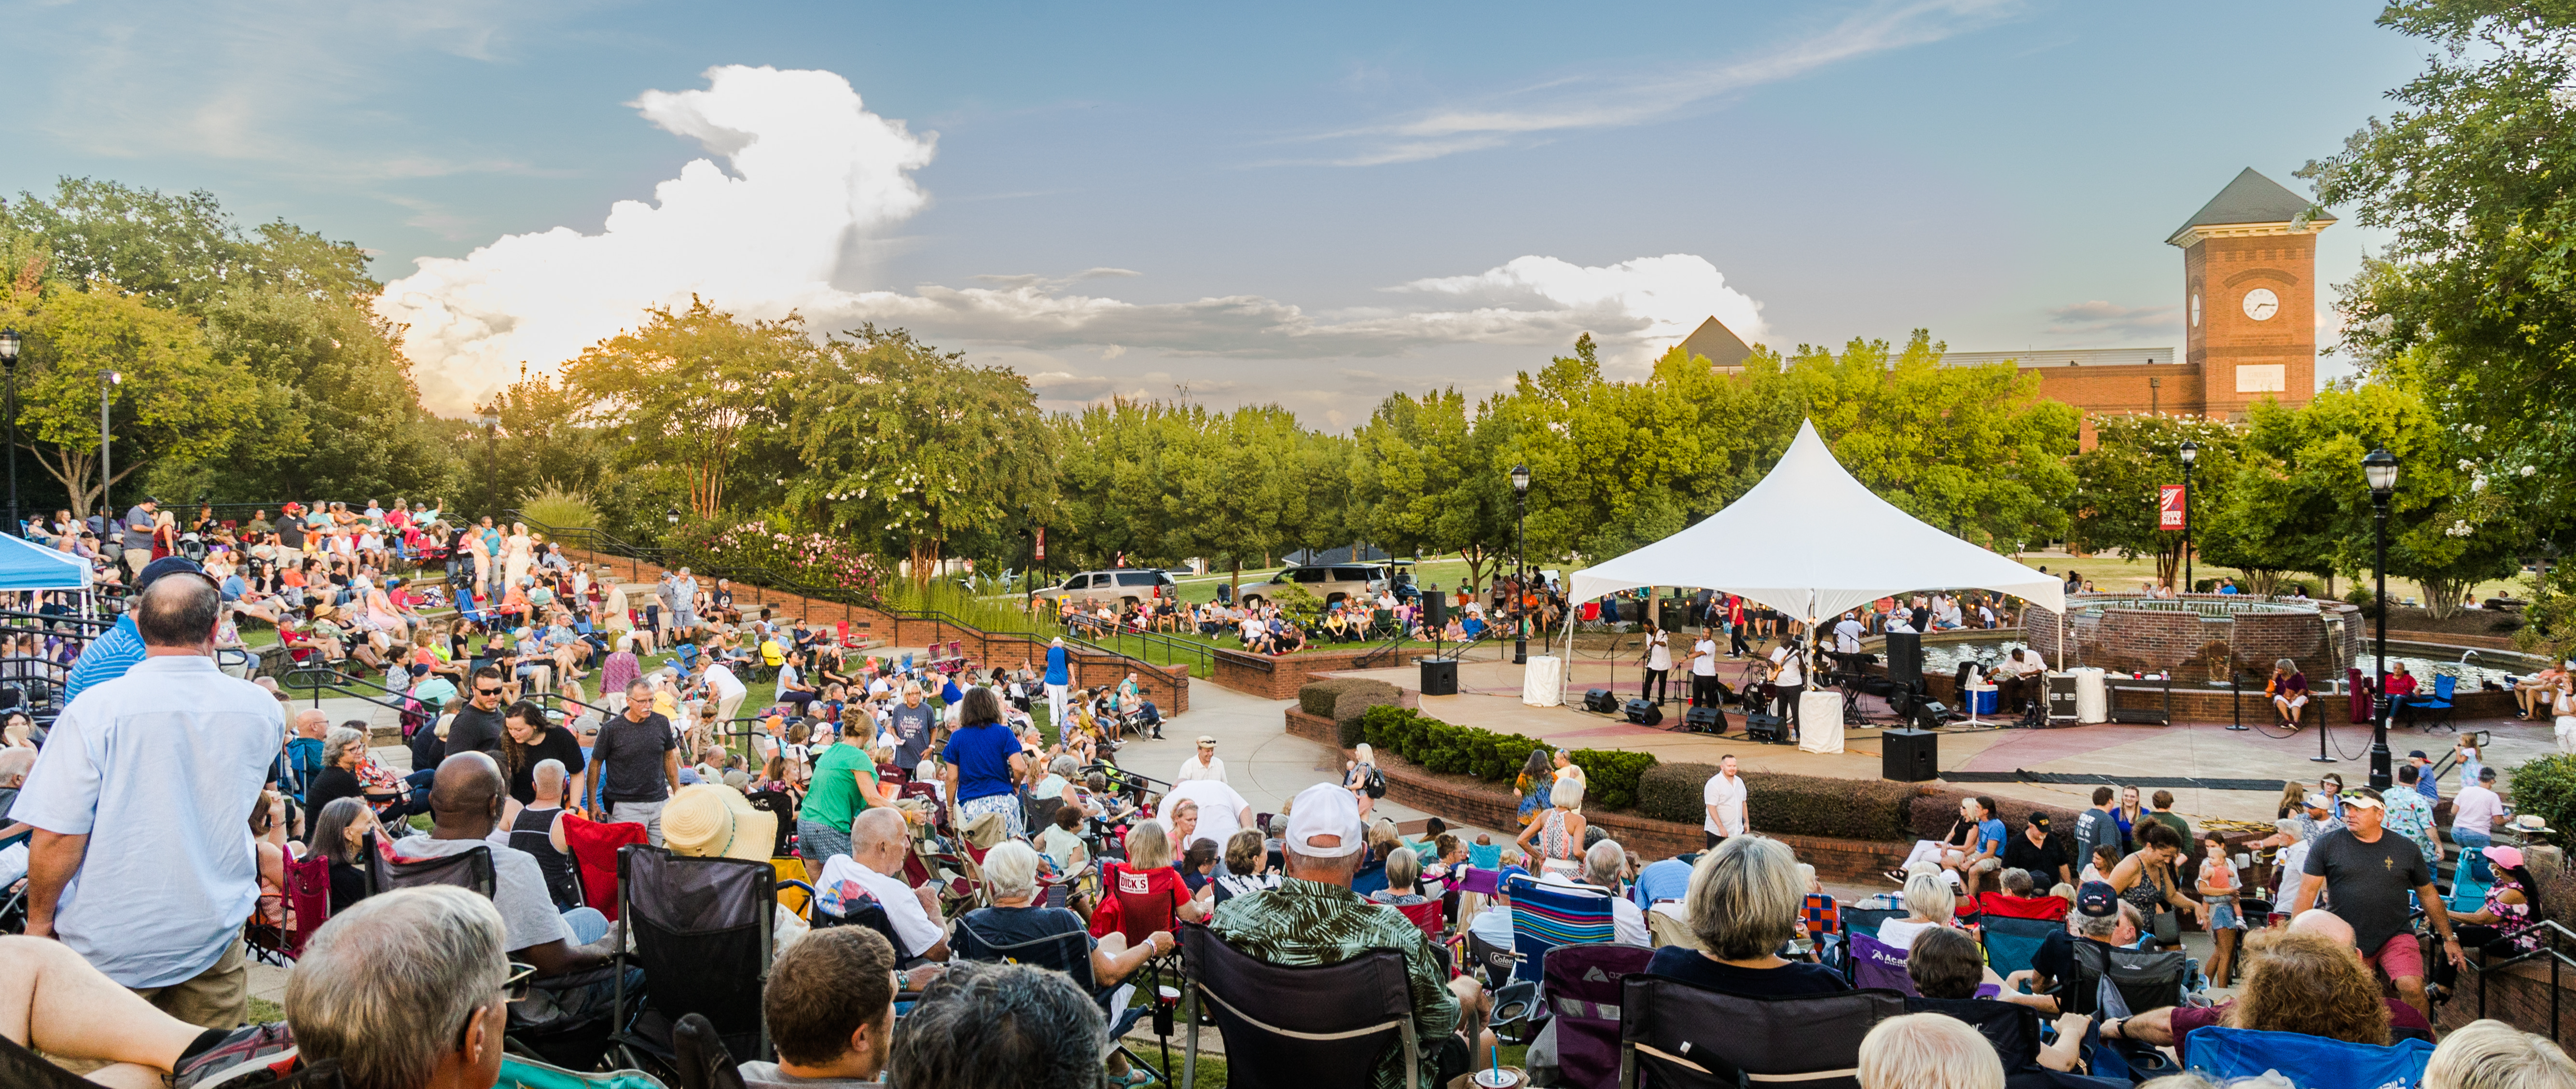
left=1504, top=874, right=1615, bottom=986
left=1180, top=925, right=1422, bottom=1089
left=562, top=814, right=651, bottom=921
left=1847, top=931, right=1917, bottom=995
left=1980, top=915, right=2060, bottom=981
left=2184, top=1026, right=2435, bottom=1089
left=1541, top=944, right=1653, bottom=1089
left=367, top=841, right=497, bottom=897
left=2062, top=940, right=2187, bottom=1018
left=2404, top=675, right=2458, bottom=733
left=1840, top=906, right=1904, bottom=939
left=743, top=789, right=800, bottom=857
left=1618, top=976, right=1905, bottom=1089
left=248, top=852, right=334, bottom=965
left=808, top=888, right=931, bottom=966
left=1972, top=891, right=2069, bottom=922
left=954, top=913, right=1167, bottom=1085
left=1902, top=998, right=2127, bottom=1089
left=608, top=845, right=778, bottom=1078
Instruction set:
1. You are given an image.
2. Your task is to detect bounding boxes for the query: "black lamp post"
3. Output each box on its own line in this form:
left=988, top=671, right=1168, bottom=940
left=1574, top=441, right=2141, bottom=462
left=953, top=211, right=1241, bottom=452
left=97, top=371, right=120, bottom=518
left=2179, top=440, right=2199, bottom=594
left=2364, top=446, right=2400, bottom=789
left=0, top=329, right=20, bottom=538
left=1511, top=463, right=1531, bottom=666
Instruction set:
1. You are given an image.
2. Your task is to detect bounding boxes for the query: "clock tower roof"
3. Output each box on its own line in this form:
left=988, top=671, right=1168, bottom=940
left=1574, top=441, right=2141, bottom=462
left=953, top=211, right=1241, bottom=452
left=2165, top=167, right=2334, bottom=247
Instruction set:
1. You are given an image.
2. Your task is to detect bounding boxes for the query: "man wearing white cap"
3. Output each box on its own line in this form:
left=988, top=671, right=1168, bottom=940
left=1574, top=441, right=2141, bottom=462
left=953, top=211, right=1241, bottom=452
left=2289, top=786, right=2463, bottom=1021
left=1175, top=736, right=1227, bottom=784
left=1211, top=783, right=1472, bottom=1089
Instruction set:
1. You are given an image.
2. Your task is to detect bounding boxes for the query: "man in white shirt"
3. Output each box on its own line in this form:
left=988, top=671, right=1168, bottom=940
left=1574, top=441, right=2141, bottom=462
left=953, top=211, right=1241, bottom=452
left=1767, top=638, right=1805, bottom=725
left=1159, top=776, right=1253, bottom=850
left=698, top=659, right=748, bottom=727
left=2451, top=766, right=2507, bottom=885
left=9, top=568, right=280, bottom=1028
left=1702, top=755, right=1748, bottom=850
left=1831, top=612, right=1865, bottom=655
left=1176, top=736, right=1228, bottom=784
left=391, top=753, right=615, bottom=980
left=817, top=808, right=951, bottom=961
left=1994, top=648, right=2047, bottom=713
left=1688, top=630, right=1720, bottom=708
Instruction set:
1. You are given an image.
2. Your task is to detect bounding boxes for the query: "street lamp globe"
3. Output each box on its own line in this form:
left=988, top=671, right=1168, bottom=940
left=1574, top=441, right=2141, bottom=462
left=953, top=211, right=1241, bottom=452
left=2363, top=447, right=2399, bottom=496
left=1510, top=464, right=1531, bottom=494
left=665, top=506, right=682, bottom=525
left=0, top=329, right=20, bottom=364
left=2178, top=440, right=2198, bottom=466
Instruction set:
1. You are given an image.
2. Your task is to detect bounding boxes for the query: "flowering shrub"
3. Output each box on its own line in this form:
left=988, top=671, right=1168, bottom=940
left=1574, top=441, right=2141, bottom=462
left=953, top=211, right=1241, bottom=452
left=672, top=520, right=888, bottom=599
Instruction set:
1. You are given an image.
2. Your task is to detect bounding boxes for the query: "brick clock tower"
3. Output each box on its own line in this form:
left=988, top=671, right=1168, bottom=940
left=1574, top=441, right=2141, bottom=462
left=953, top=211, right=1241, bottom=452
left=2167, top=168, right=2332, bottom=417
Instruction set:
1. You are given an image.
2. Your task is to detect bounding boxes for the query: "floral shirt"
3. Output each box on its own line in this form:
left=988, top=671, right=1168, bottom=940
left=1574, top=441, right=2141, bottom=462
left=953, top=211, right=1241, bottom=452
left=1210, top=877, right=1458, bottom=1089
left=2382, top=788, right=2442, bottom=869
left=2484, top=880, right=2539, bottom=952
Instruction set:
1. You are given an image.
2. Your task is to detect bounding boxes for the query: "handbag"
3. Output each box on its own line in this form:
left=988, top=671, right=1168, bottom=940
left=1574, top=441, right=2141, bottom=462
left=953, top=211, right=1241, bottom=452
left=2150, top=908, right=2182, bottom=947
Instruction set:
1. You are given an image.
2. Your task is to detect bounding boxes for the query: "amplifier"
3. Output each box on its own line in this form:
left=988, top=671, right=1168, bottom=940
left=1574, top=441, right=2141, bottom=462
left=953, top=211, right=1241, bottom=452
left=1624, top=698, right=1664, bottom=727
left=1683, top=705, right=1727, bottom=734
left=1743, top=712, right=1787, bottom=743
left=1583, top=689, right=1620, bottom=714
left=1883, top=729, right=1939, bottom=782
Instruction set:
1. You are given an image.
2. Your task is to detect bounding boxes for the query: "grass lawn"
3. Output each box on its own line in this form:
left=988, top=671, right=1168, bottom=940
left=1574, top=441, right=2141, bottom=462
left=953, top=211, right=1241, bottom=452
left=2005, top=551, right=2536, bottom=604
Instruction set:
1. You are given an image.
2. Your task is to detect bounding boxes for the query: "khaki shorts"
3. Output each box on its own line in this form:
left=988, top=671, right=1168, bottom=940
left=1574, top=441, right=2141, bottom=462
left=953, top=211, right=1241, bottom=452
left=133, top=935, right=249, bottom=1032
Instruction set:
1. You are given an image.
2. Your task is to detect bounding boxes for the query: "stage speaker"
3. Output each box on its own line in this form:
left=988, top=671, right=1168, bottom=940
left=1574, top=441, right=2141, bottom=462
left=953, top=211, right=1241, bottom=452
left=1743, top=712, right=1787, bottom=743
left=1911, top=700, right=1952, bottom=731
left=1419, top=657, right=1458, bottom=697
left=1885, top=632, right=1923, bottom=689
left=1583, top=688, right=1619, bottom=714
left=1883, top=729, right=1939, bottom=782
left=1624, top=698, right=1664, bottom=727
left=1684, top=705, right=1727, bottom=734
left=1422, top=591, right=1446, bottom=629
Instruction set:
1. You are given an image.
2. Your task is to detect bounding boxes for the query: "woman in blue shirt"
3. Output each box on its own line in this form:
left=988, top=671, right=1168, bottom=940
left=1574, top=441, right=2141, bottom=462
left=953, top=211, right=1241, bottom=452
left=942, top=686, right=1029, bottom=836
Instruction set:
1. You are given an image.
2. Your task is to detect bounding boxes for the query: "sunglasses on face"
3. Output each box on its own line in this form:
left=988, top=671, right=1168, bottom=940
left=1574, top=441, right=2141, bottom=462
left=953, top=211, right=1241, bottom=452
left=475, top=687, right=504, bottom=696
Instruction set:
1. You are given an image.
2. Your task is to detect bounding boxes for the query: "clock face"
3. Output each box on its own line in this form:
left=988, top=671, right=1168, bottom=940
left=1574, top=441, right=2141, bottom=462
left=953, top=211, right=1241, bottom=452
left=2191, top=294, right=2202, bottom=328
left=2242, top=288, right=2279, bottom=322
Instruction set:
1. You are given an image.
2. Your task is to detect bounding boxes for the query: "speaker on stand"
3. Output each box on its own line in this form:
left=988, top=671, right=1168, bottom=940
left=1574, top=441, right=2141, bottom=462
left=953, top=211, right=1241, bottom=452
left=1885, top=632, right=1923, bottom=691
left=1416, top=588, right=1457, bottom=695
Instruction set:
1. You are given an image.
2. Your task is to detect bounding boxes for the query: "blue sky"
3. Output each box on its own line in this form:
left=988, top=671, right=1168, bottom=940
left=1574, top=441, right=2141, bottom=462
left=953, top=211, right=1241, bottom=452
left=0, top=0, right=2428, bottom=422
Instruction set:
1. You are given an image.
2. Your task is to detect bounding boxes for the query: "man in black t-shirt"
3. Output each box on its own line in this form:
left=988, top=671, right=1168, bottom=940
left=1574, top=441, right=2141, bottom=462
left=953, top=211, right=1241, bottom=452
left=2001, top=812, right=2072, bottom=888
left=444, top=665, right=510, bottom=762
left=2290, top=787, right=2463, bottom=1021
left=591, top=678, right=681, bottom=845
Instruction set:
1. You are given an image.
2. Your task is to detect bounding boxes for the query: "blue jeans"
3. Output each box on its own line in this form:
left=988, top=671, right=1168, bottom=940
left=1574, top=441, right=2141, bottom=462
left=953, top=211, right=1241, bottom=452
left=2456, top=829, right=2493, bottom=884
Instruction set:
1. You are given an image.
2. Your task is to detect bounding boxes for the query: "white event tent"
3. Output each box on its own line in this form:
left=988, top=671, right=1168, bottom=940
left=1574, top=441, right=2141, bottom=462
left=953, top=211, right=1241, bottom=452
left=1565, top=419, right=2065, bottom=630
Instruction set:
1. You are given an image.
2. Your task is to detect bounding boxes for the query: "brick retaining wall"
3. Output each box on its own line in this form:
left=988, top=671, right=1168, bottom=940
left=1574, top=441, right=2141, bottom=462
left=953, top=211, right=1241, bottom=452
left=1285, top=707, right=1907, bottom=882
left=2438, top=956, right=2576, bottom=1041
left=1213, top=646, right=1413, bottom=700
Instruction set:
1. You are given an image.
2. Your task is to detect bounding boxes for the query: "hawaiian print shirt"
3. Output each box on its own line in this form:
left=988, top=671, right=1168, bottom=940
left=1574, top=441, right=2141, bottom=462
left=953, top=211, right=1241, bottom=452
left=1210, top=876, right=1458, bottom=1089
left=2382, top=790, right=2442, bottom=872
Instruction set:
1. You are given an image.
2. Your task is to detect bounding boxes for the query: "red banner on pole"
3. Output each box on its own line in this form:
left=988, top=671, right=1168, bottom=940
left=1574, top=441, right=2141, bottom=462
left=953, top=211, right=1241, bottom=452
left=1034, top=527, right=1047, bottom=561
left=2158, top=485, right=2186, bottom=530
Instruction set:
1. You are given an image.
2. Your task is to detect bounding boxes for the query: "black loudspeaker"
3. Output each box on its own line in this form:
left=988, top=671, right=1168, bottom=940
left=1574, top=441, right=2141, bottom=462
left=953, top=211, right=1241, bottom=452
left=1419, top=658, right=1458, bottom=696
left=1624, top=698, right=1664, bottom=727
left=1911, top=700, right=1952, bottom=730
left=1583, top=689, right=1619, bottom=714
left=1423, top=591, right=1446, bottom=629
left=1883, top=729, right=1939, bottom=782
left=1885, top=632, right=1923, bottom=689
left=1684, top=706, right=1727, bottom=734
left=1743, top=712, right=1787, bottom=743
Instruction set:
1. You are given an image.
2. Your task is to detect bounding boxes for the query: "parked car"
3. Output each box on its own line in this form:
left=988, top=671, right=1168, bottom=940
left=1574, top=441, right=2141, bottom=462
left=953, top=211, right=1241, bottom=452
left=1037, top=568, right=1180, bottom=611
left=1241, top=564, right=1389, bottom=609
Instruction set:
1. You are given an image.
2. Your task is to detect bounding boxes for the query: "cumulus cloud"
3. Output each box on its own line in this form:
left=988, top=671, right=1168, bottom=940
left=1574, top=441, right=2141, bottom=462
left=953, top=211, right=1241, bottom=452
left=381, top=65, right=1769, bottom=412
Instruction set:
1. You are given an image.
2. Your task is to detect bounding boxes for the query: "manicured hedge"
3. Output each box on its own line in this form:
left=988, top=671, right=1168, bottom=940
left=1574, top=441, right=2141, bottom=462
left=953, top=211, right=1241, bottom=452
left=1299, top=678, right=1392, bottom=717
left=1332, top=684, right=1401, bottom=746
left=1638, top=763, right=1925, bottom=843
left=1359, top=704, right=1654, bottom=810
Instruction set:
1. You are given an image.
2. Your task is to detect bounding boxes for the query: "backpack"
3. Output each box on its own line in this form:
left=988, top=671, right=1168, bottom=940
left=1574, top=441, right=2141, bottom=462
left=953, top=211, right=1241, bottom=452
left=399, top=696, right=432, bottom=741
left=1360, top=764, right=1387, bottom=799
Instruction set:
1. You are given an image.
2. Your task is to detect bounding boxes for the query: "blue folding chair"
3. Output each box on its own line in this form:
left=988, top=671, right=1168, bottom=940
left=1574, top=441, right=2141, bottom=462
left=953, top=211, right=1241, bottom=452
left=1980, top=915, right=2059, bottom=980
left=2404, top=675, right=2457, bottom=733
left=1503, top=874, right=1615, bottom=986
left=1841, top=906, right=1904, bottom=940
left=2183, top=1026, right=2433, bottom=1089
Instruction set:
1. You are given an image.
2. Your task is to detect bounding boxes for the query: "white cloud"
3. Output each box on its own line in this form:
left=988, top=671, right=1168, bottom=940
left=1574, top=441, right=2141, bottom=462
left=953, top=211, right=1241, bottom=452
left=381, top=66, right=1769, bottom=411
left=1289, top=0, right=2019, bottom=166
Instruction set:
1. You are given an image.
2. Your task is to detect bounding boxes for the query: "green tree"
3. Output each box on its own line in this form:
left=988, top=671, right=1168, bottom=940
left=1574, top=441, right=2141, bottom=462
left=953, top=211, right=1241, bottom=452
left=1049, top=397, right=1197, bottom=570
left=1350, top=387, right=1515, bottom=587
left=788, top=325, right=1056, bottom=587
left=1163, top=404, right=1316, bottom=599
left=559, top=297, right=808, bottom=520
left=9, top=284, right=250, bottom=517
left=2068, top=414, right=2242, bottom=590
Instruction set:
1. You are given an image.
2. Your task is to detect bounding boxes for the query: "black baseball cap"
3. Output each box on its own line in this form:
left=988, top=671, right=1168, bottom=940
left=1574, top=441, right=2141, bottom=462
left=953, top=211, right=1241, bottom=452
left=2076, top=882, right=2119, bottom=918
left=136, top=556, right=216, bottom=593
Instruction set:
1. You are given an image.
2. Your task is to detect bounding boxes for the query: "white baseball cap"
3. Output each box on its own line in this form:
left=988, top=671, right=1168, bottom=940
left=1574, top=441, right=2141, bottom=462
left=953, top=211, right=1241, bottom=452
left=1284, top=782, right=1365, bottom=859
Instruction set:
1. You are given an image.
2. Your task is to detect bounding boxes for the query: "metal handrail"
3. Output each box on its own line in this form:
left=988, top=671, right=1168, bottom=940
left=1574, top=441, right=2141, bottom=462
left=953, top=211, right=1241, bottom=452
left=2465, top=917, right=2576, bottom=1041
left=280, top=663, right=417, bottom=715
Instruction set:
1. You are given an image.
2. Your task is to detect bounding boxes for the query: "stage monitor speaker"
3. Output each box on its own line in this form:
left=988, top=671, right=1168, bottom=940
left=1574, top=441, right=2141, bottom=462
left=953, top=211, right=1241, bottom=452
left=1422, top=591, right=1446, bottom=629
left=1911, top=700, right=1952, bottom=730
left=1419, top=658, right=1458, bottom=697
left=1743, top=712, right=1787, bottom=743
left=1583, top=689, right=1620, bottom=714
left=1624, top=699, right=1664, bottom=727
left=1883, top=729, right=1939, bottom=782
left=1886, top=632, right=1923, bottom=689
left=1683, top=706, right=1727, bottom=735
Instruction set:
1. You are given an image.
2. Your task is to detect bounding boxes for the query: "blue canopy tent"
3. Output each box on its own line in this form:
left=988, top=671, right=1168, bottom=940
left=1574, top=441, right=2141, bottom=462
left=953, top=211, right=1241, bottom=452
left=0, top=533, right=91, bottom=592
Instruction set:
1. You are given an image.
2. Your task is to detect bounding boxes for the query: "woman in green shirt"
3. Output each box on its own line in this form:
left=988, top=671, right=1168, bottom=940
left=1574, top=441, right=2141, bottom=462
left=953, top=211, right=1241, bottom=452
left=797, top=730, right=907, bottom=864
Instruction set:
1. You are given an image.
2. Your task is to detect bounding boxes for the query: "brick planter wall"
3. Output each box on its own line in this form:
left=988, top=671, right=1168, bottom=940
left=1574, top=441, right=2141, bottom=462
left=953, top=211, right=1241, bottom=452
left=2438, top=956, right=2576, bottom=1041
left=1285, top=708, right=1908, bottom=882
left=1213, top=646, right=1416, bottom=700
left=2021, top=596, right=2364, bottom=679
left=560, top=547, right=1188, bottom=713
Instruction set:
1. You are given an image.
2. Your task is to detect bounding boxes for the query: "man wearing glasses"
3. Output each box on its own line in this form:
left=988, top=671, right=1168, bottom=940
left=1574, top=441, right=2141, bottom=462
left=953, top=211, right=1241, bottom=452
left=445, top=665, right=511, bottom=763
left=590, top=678, right=681, bottom=844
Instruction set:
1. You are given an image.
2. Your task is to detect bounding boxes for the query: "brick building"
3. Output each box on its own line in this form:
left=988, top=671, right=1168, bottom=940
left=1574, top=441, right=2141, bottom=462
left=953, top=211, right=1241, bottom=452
left=1700, top=168, right=2332, bottom=443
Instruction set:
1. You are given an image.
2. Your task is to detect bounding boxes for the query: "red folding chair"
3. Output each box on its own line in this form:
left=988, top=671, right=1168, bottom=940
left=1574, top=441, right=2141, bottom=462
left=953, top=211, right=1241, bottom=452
left=562, top=814, right=650, bottom=921
left=1395, top=899, right=1445, bottom=946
